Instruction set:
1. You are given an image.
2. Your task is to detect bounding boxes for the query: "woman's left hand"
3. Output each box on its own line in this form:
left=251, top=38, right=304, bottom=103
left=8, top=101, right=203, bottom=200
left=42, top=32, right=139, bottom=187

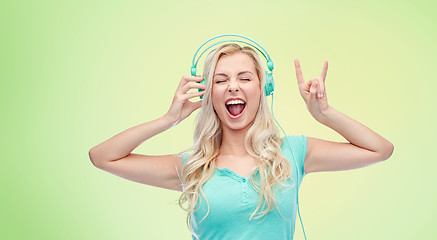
left=294, top=59, right=330, bottom=121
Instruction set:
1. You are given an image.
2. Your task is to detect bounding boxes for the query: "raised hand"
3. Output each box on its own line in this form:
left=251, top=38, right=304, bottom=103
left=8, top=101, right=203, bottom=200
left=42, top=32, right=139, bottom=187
left=165, top=75, right=205, bottom=126
left=294, top=59, right=330, bottom=121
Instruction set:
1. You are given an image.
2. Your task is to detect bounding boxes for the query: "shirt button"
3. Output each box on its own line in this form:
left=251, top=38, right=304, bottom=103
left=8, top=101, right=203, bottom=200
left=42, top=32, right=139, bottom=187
left=242, top=179, right=246, bottom=183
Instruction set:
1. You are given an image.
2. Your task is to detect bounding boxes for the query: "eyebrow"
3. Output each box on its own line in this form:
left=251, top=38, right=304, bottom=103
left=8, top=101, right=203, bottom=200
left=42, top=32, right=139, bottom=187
left=213, top=71, right=254, bottom=77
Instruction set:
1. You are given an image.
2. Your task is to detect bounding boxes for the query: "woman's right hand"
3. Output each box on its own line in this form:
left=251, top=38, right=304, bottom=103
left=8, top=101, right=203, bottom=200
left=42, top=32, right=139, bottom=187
left=164, top=75, right=205, bottom=126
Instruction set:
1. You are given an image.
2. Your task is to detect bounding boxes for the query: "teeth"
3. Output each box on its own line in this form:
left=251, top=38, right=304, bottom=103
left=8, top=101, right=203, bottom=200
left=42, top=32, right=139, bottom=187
left=226, top=99, right=245, bottom=105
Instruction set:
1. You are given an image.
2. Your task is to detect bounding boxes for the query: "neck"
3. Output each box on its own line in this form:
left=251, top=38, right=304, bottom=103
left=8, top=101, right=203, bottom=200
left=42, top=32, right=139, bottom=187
left=219, top=126, right=251, bottom=157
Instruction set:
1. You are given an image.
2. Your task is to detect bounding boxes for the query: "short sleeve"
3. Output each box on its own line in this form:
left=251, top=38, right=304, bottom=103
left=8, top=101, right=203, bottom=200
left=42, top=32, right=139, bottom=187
left=181, top=153, right=189, bottom=166
left=281, top=135, right=308, bottom=182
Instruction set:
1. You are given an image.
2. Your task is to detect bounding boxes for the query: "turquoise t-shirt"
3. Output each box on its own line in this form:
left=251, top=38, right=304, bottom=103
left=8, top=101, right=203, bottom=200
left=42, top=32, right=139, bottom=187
left=182, top=135, right=308, bottom=240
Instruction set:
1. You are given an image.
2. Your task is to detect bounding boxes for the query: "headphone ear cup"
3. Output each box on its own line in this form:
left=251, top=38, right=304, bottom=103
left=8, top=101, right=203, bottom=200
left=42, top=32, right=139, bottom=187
left=264, top=71, right=274, bottom=96
left=198, top=75, right=206, bottom=99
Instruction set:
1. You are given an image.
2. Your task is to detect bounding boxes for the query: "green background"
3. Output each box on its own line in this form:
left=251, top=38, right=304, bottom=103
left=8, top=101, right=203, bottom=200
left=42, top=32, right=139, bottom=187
left=1, top=0, right=436, bottom=239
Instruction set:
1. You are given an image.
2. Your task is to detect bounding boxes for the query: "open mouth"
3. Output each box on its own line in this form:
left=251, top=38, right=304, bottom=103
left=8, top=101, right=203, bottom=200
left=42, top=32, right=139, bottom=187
left=225, top=99, right=246, bottom=117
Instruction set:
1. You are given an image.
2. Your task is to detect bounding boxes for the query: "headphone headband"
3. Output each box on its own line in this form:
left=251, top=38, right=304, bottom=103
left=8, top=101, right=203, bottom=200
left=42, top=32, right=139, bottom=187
left=191, top=34, right=273, bottom=73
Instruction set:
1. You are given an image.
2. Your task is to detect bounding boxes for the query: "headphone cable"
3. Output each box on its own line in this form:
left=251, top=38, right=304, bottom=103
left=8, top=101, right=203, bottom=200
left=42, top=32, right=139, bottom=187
left=271, top=93, right=308, bottom=240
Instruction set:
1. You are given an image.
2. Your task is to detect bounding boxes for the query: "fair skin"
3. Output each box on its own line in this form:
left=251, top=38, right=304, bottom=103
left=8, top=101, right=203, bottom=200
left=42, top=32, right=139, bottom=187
left=88, top=52, right=394, bottom=192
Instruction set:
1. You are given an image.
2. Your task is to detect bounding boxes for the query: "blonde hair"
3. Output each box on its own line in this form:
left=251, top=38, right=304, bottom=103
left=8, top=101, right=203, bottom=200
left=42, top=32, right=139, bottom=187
left=178, top=44, right=294, bottom=238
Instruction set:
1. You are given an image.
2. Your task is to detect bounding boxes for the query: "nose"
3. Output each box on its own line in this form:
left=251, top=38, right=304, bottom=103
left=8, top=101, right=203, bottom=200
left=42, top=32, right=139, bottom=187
left=228, top=79, right=240, bottom=93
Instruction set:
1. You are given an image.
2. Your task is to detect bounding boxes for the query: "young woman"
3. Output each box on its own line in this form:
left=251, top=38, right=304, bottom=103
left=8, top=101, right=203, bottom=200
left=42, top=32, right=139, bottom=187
left=89, top=44, right=394, bottom=239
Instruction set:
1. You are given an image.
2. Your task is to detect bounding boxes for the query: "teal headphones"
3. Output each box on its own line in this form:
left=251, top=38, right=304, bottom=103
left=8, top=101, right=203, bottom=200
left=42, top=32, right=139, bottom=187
left=189, top=34, right=308, bottom=240
left=190, top=34, right=275, bottom=99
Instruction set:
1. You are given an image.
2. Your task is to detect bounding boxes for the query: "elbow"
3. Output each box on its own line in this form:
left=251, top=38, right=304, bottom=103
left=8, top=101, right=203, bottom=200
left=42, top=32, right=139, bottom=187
left=89, top=148, right=103, bottom=168
left=380, top=142, right=394, bottom=161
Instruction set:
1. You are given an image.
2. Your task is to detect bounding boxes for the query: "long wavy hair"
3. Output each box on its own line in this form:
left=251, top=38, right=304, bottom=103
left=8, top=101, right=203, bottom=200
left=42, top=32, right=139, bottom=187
left=178, top=44, right=294, bottom=238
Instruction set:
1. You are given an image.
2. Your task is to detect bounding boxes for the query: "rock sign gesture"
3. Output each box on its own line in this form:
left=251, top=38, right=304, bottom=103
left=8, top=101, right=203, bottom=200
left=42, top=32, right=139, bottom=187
left=294, top=59, right=330, bottom=121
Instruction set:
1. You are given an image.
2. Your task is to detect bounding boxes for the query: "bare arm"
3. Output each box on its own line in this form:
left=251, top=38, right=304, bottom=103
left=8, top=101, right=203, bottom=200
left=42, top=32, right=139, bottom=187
left=88, top=116, right=185, bottom=191
left=89, top=116, right=174, bottom=166
left=88, top=75, right=205, bottom=191
left=305, top=106, right=394, bottom=174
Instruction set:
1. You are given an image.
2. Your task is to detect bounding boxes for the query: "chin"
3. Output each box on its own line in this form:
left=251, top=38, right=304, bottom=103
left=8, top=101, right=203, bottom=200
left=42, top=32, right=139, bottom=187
left=222, top=118, right=255, bottom=132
